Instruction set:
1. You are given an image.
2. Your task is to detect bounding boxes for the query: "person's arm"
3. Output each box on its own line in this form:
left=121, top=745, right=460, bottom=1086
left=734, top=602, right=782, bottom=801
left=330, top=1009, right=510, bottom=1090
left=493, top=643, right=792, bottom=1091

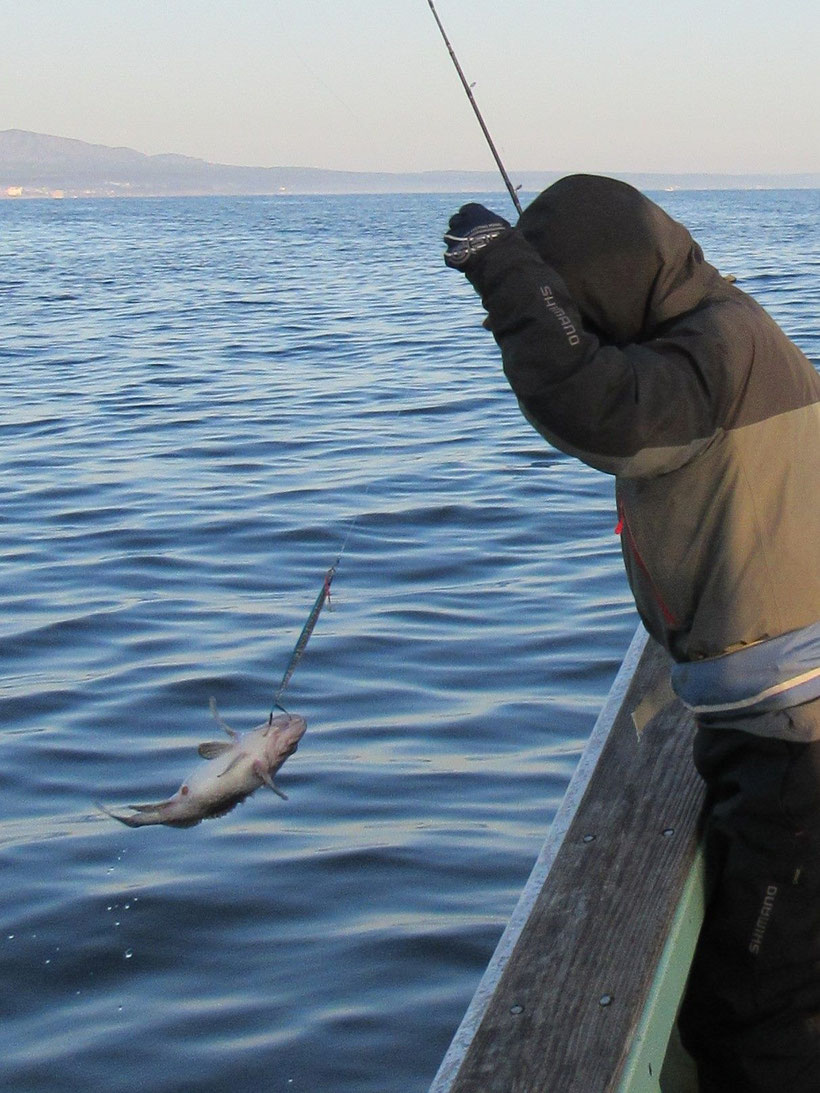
left=446, top=208, right=730, bottom=477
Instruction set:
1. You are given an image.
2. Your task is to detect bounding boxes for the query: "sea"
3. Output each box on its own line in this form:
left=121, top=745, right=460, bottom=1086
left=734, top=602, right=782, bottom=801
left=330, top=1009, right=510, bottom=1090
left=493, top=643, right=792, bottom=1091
left=1, top=187, right=817, bottom=1092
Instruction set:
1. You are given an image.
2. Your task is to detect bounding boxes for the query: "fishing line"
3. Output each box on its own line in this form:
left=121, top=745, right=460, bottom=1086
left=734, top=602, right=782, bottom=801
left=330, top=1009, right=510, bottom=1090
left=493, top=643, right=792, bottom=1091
left=270, top=458, right=382, bottom=717
left=425, top=0, right=523, bottom=216
left=274, top=2, right=522, bottom=715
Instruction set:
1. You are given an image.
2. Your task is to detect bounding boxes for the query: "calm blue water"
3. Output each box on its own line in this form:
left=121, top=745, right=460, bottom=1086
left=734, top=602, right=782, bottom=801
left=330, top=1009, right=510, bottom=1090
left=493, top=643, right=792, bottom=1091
left=1, top=188, right=817, bottom=1092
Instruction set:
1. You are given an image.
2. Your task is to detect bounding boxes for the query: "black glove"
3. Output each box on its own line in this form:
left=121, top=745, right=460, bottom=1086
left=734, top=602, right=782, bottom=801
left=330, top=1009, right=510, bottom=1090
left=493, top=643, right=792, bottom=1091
left=443, top=203, right=510, bottom=268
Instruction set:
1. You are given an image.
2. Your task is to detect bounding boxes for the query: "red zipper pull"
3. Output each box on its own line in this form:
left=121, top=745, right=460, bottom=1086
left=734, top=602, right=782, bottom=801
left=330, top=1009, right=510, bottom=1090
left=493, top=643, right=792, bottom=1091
left=614, top=503, right=624, bottom=535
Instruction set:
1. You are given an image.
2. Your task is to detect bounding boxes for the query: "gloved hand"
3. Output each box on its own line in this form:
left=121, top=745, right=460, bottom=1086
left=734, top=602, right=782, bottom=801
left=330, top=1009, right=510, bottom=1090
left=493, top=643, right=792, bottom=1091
left=443, top=203, right=510, bottom=268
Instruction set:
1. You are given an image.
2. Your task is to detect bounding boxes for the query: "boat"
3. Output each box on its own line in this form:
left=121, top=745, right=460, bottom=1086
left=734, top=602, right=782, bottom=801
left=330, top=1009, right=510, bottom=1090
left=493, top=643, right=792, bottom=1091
left=429, top=625, right=704, bottom=1092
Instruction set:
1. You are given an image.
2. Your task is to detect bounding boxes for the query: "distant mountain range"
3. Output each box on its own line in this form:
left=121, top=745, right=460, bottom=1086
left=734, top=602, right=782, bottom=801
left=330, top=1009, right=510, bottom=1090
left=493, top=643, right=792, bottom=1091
left=2, top=129, right=818, bottom=199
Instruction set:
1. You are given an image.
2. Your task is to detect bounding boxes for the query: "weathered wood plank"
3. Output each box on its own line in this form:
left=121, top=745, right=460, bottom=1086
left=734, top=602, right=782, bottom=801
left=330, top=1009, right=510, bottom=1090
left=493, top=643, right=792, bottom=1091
left=619, top=846, right=704, bottom=1091
left=443, top=634, right=704, bottom=1093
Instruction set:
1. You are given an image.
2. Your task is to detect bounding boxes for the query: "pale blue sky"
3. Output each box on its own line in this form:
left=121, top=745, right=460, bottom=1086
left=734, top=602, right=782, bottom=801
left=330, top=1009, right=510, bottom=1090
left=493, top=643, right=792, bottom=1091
left=3, top=0, right=818, bottom=174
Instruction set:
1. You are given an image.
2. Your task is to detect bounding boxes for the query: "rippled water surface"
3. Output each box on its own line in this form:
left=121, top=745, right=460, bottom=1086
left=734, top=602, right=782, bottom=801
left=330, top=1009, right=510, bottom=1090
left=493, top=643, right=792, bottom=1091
left=1, top=189, right=817, bottom=1091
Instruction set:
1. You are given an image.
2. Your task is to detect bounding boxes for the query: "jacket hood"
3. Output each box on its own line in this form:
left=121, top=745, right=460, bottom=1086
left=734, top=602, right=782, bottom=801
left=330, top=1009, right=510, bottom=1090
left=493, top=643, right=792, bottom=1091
left=517, top=174, right=723, bottom=345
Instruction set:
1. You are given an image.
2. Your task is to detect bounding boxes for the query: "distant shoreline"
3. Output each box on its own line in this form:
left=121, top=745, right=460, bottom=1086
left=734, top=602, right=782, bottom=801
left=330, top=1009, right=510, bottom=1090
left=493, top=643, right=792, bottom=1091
left=3, top=181, right=819, bottom=202
left=2, top=130, right=819, bottom=199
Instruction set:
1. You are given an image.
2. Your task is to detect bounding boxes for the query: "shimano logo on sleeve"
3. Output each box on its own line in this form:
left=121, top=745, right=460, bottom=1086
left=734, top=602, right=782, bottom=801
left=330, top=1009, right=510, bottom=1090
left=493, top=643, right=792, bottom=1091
left=540, top=285, right=581, bottom=346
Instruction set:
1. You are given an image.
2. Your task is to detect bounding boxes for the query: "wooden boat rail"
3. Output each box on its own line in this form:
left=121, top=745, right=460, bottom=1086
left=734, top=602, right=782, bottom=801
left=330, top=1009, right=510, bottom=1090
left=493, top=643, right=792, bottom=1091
left=430, top=627, right=705, bottom=1093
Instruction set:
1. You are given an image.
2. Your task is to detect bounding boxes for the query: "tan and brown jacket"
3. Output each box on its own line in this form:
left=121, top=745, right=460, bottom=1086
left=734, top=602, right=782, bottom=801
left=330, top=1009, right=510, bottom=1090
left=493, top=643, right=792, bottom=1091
left=462, top=175, right=820, bottom=737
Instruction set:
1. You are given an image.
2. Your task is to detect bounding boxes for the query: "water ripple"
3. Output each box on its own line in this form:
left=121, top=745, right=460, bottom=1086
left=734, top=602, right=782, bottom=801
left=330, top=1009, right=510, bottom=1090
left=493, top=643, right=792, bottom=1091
left=0, top=189, right=816, bottom=1092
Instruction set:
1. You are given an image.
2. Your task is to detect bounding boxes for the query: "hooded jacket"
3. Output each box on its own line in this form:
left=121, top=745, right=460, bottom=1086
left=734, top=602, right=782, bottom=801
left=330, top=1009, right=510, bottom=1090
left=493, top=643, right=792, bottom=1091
left=463, top=175, right=820, bottom=737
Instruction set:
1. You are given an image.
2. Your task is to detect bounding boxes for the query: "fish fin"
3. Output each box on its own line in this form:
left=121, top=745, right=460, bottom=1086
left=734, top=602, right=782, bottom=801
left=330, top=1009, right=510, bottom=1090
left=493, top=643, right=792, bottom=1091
left=201, top=794, right=247, bottom=820
left=108, top=814, right=144, bottom=828
left=99, top=800, right=200, bottom=829
left=216, top=753, right=245, bottom=778
left=198, top=741, right=235, bottom=760
left=253, top=761, right=289, bottom=800
left=209, top=697, right=239, bottom=740
left=95, top=801, right=154, bottom=828
left=95, top=801, right=137, bottom=826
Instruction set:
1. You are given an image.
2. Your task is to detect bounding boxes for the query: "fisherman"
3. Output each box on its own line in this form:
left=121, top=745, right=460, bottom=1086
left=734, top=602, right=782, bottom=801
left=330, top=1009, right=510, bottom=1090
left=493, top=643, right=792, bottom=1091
left=442, top=174, right=820, bottom=1092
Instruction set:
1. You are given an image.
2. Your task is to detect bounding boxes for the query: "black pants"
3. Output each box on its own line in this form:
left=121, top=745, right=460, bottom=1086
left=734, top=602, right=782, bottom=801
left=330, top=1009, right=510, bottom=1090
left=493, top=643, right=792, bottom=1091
left=679, top=723, right=820, bottom=1092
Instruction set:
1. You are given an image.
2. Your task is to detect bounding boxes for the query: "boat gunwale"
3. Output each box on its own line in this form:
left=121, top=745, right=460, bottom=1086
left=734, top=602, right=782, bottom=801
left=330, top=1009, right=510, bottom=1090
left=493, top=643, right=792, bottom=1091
left=429, top=623, right=650, bottom=1092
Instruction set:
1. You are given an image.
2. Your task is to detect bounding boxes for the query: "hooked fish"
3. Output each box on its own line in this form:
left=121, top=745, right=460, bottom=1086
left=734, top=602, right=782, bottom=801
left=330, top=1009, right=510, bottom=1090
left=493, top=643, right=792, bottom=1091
left=100, top=699, right=307, bottom=828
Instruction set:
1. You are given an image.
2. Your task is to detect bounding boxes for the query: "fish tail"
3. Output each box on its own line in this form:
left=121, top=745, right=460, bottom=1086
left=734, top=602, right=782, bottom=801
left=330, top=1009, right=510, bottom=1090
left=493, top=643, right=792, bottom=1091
left=95, top=800, right=169, bottom=828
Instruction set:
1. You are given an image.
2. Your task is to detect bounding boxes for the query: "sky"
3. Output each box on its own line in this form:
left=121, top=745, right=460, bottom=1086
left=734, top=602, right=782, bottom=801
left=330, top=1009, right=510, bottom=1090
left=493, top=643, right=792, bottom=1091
left=2, top=0, right=819, bottom=176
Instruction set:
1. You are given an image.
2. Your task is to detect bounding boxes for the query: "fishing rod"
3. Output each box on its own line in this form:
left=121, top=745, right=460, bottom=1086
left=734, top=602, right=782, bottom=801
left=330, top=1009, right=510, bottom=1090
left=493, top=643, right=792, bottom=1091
left=425, top=0, right=522, bottom=217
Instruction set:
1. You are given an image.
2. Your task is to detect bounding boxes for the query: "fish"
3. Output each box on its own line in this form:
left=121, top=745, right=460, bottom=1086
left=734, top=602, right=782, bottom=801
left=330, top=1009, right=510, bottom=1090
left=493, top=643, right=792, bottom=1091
left=99, top=699, right=307, bottom=828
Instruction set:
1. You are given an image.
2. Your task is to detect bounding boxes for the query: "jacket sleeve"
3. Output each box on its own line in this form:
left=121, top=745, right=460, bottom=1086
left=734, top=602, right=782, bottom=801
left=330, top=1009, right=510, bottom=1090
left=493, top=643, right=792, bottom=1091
left=464, top=229, right=733, bottom=478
